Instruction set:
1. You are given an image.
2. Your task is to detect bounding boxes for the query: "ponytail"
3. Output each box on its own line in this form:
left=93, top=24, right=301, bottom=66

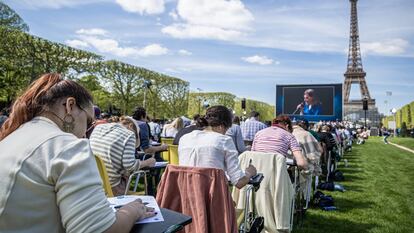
left=0, top=73, right=93, bottom=140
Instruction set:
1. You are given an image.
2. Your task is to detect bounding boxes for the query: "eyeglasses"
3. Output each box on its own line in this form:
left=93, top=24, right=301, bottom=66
left=77, top=104, right=95, bottom=131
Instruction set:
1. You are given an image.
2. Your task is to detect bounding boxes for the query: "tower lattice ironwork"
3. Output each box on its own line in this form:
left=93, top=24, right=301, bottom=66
left=343, top=0, right=371, bottom=102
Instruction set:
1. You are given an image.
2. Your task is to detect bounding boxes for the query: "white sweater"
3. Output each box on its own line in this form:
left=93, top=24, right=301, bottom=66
left=0, top=117, right=115, bottom=233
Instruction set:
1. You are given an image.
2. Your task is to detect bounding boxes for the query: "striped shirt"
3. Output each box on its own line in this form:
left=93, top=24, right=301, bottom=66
left=241, top=118, right=268, bottom=141
left=89, top=123, right=139, bottom=187
left=252, top=126, right=301, bottom=156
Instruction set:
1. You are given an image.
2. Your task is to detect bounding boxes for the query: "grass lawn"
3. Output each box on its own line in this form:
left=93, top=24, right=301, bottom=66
left=388, top=137, right=414, bottom=150
left=293, top=138, right=414, bottom=233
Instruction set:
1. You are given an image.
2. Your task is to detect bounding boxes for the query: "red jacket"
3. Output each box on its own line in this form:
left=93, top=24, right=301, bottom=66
left=156, top=165, right=237, bottom=233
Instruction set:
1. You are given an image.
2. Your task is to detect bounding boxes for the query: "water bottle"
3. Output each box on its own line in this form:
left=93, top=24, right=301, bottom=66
left=322, top=206, right=337, bottom=211
left=344, top=159, right=348, bottom=167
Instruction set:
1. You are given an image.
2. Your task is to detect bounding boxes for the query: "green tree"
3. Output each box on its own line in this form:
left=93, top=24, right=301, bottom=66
left=137, top=69, right=189, bottom=119
left=234, top=98, right=275, bottom=122
left=0, top=2, right=29, bottom=31
left=98, top=60, right=143, bottom=115
left=76, top=75, right=113, bottom=111
left=187, top=92, right=235, bottom=117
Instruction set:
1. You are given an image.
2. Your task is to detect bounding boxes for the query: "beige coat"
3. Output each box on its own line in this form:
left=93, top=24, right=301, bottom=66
left=232, top=151, right=294, bottom=232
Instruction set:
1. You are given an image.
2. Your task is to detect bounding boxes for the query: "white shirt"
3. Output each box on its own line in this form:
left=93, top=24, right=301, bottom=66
left=161, top=124, right=179, bottom=138
left=0, top=117, right=115, bottom=233
left=178, top=130, right=244, bottom=185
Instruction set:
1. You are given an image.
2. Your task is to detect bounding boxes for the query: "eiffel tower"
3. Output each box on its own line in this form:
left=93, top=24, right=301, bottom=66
left=343, top=0, right=380, bottom=126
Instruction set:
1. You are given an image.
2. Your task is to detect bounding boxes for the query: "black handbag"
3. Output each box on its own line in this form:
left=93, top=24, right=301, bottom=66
left=245, top=212, right=264, bottom=233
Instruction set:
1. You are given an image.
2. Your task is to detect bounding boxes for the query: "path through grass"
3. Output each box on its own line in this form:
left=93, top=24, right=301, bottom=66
left=294, top=138, right=414, bottom=233
left=388, top=137, right=414, bottom=150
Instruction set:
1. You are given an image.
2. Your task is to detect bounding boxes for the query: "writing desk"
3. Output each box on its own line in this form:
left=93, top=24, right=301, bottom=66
left=131, top=208, right=192, bottom=233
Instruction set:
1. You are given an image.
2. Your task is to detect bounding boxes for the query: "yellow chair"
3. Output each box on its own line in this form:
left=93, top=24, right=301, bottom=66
left=160, top=137, right=174, bottom=162
left=94, top=155, right=114, bottom=197
left=95, top=155, right=147, bottom=196
left=160, top=137, right=174, bottom=145
left=169, top=144, right=179, bottom=165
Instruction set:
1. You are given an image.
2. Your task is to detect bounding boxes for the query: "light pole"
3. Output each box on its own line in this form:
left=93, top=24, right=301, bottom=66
left=143, top=80, right=152, bottom=109
left=362, top=97, right=368, bottom=128
left=196, top=88, right=202, bottom=114
left=391, top=108, right=397, bottom=137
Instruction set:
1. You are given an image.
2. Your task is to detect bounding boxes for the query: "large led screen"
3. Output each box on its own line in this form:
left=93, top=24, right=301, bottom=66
left=276, top=84, right=343, bottom=122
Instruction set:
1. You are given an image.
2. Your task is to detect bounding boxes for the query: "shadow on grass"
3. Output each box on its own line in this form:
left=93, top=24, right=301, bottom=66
left=340, top=174, right=365, bottom=182
left=332, top=196, right=375, bottom=212
left=341, top=184, right=365, bottom=193
left=293, top=212, right=378, bottom=233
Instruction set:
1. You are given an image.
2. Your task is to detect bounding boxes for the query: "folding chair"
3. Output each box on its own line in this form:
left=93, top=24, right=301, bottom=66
left=94, top=155, right=114, bottom=197
left=168, top=144, right=179, bottom=165
left=95, top=155, right=148, bottom=196
left=160, top=137, right=174, bottom=162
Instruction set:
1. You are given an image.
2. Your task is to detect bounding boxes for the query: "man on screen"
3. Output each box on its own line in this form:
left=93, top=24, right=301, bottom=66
left=296, top=89, right=322, bottom=115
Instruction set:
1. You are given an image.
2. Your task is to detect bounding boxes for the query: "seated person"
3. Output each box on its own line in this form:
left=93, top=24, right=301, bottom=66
left=90, top=116, right=155, bottom=196
left=132, top=107, right=168, bottom=160
left=161, top=117, right=184, bottom=138
left=317, top=125, right=337, bottom=151
left=292, top=120, right=322, bottom=175
left=173, top=114, right=203, bottom=145
left=0, top=73, right=154, bottom=233
left=179, top=105, right=257, bottom=188
left=226, top=115, right=247, bottom=154
left=251, top=115, right=308, bottom=169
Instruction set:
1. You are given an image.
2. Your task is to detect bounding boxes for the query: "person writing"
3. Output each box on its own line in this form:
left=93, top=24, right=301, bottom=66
left=90, top=116, right=156, bottom=196
left=252, top=115, right=308, bottom=170
left=296, top=89, right=322, bottom=115
left=0, top=73, right=154, bottom=233
left=178, top=105, right=257, bottom=188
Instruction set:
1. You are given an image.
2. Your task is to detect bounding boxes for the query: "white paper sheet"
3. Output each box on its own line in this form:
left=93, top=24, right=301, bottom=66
left=155, top=161, right=168, bottom=167
left=107, top=195, right=164, bottom=224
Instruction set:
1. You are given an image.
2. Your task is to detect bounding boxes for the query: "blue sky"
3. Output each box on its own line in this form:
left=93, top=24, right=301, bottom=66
left=5, top=0, right=414, bottom=115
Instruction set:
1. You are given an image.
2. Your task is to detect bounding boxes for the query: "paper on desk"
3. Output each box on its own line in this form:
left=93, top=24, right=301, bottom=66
left=107, top=195, right=164, bottom=224
left=155, top=161, right=168, bottom=167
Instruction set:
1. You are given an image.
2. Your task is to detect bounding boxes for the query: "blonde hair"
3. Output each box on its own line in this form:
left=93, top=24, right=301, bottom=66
left=119, top=116, right=139, bottom=139
left=170, top=117, right=184, bottom=130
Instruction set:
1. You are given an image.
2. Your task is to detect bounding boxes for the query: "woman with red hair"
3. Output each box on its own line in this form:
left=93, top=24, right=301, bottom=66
left=0, top=73, right=154, bottom=233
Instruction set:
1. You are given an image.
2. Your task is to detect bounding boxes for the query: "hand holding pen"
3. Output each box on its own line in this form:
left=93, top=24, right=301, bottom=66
left=245, top=159, right=257, bottom=178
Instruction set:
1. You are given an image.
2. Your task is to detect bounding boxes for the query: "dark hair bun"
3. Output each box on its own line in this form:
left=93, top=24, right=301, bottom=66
left=196, top=116, right=208, bottom=127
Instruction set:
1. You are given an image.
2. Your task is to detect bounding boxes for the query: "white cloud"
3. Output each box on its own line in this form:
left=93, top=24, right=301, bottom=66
left=162, top=0, right=254, bottom=40
left=138, top=44, right=168, bottom=56
left=115, top=0, right=165, bottom=15
left=361, top=39, right=409, bottom=56
left=242, top=55, right=275, bottom=65
left=65, top=39, right=89, bottom=48
left=69, top=28, right=168, bottom=57
left=80, top=36, right=137, bottom=56
left=169, top=11, right=179, bottom=21
left=162, top=24, right=244, bottom=41
left=178, top=49, right=192, bottom=56
left=76, top=28, right=108, bottom=36
left=14, top=0, right=104, bottom=9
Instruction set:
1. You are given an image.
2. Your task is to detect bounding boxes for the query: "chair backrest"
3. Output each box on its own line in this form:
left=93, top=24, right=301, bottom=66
left=169, top=144, right=179, bottom=165
left=161, top=137, right=174, bottom=144
left=156, top=165, right=237, bottom=233
left=94, top=155, right=114, bottom=197
left=232, top=151, right=294, bottom=232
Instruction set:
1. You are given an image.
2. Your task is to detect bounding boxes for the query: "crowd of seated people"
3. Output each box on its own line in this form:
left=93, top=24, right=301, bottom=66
left=1, top=73, right=369, bottom=233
